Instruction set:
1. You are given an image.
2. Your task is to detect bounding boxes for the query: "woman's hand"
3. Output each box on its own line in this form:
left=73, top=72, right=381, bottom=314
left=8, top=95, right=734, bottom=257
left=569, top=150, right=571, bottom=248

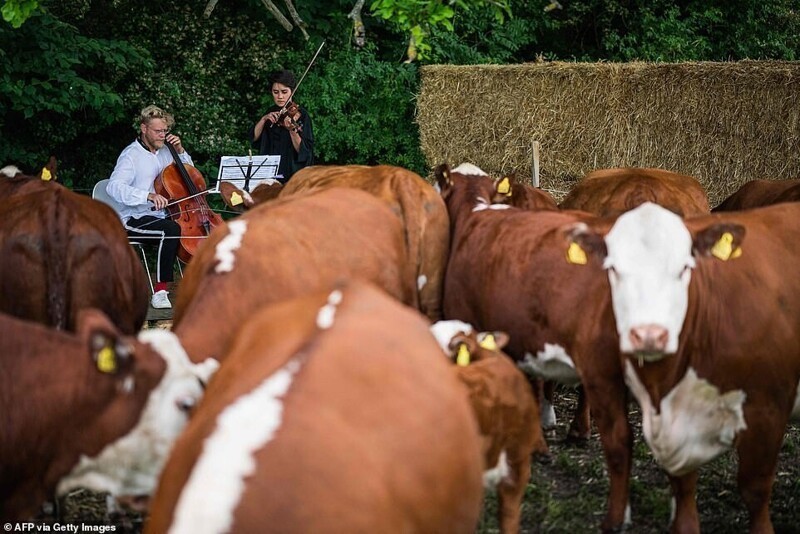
left=263, top=111, right=280, bottom=125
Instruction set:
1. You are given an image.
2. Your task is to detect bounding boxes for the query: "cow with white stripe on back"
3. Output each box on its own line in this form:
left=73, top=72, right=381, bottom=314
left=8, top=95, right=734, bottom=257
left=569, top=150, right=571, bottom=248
left=146, top=281, right=484, bottom=533
left=572, top=201, right=800, bottom=533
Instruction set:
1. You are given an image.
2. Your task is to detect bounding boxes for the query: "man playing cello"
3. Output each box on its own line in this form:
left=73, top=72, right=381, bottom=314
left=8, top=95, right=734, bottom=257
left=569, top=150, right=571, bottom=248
left=106, top=105, right=192, bottom=310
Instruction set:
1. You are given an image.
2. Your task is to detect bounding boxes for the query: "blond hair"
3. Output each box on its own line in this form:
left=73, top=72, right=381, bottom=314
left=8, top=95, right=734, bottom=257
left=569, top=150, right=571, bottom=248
left=138, top=105, right=175, bottom=128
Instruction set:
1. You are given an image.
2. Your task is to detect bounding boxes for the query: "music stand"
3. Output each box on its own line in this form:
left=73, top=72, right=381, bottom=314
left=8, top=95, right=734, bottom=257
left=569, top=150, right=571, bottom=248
left=213, top=155, right=281, bottom=193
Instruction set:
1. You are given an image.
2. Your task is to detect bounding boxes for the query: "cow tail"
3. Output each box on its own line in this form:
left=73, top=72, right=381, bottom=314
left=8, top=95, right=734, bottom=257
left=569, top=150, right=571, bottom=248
left=44, top=189, right=69, bottom=330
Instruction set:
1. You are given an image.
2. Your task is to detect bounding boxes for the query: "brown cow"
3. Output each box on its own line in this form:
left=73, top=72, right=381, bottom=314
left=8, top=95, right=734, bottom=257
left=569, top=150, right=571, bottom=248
left=431, top=320, right=545, bottom=534
left=574, top=201, right=800, bottom=533
left=560, top=167, right=710, bottom=217
left=437, top=163, right=636, bottom=532
left=713, top=178, right=800, bottom=211
left=173, top=187, right=417, bottom=363
left=217, top=179, right=283, bottom=213
left=277, top=164, right=450, bottom=321
left=451, top=163, right=558, bottom=211
left=147, top=281, right=484, bottom=533
left=0, top=186, right=150, bottom=333
left=0, top=156, right=59, bottom=196
left=0, top=309, right=218, bottom=521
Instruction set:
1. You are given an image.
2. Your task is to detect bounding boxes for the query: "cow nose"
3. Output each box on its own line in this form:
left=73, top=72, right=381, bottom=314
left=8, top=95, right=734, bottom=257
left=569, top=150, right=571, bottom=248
left=629, top=324, right=669, bottom=353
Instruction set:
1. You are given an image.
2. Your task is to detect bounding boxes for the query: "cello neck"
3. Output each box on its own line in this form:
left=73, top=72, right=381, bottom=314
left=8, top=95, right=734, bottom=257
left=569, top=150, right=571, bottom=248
left=165, top=137, right=200, bottom=195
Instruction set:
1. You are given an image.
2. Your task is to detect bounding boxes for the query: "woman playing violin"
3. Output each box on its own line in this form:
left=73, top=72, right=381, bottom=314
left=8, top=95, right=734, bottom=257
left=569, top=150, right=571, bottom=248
left=249, top=69, right=314, bottom=182
left=106, top=105, right=190, bottom=310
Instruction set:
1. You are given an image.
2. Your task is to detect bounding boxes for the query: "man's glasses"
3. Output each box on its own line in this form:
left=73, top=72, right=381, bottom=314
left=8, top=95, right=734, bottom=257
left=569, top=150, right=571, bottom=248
left=148, top=126, right=170, bottom=135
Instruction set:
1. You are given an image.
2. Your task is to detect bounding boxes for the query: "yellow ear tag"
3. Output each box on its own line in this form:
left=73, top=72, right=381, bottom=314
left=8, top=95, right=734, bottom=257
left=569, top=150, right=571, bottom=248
left=456, top=344, right=471, bottom=367
left=566, top=242, right=588, bottom=265
left=497, top=177, right=511, bottom=196
left=230, top=191, right=243, bottom=206
left=478, top=333, right=497, bottom=351
left=96, top=346, right=117, bottom=373
left=711, top=232, right=740, bottom=261
left=41, top=167, right=52, bottom=181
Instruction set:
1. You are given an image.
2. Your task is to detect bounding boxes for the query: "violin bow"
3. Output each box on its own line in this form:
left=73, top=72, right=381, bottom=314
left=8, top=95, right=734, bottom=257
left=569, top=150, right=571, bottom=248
left=277, top=40, right=326, bottom=116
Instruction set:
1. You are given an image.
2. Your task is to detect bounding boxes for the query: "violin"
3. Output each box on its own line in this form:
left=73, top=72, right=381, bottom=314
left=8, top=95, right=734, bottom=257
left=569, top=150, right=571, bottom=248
left=154, top=138, right=224, bottom=263
left=273, top=100, right=303, bottom=133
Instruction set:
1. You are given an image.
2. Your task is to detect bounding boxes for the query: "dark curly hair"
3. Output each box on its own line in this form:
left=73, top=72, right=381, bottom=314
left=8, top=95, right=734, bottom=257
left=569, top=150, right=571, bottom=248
left=268, top=70, right=297, bottom=91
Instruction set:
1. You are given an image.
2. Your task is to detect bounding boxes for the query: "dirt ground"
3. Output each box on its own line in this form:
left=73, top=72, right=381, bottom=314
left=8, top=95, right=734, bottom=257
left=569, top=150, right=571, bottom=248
left=49, top=386, right=800, bottom=533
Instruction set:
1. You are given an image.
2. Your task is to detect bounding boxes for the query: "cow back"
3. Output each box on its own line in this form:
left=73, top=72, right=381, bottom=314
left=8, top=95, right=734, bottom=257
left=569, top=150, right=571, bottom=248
left=713, top=178, right=800, bottom=211
left=173, top=187, right=417, bottom=362
left=560, top=167, right=710, bottom=217
left=0, top=188, right=149, bottom=333
left=281, top=164, right=451, bottom=320
left=148, top=281, right=484, bottom=533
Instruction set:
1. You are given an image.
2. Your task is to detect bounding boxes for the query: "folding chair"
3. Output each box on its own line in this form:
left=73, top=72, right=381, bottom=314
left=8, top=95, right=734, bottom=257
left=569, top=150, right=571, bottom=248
left=92, top=179, right=155, bottom=294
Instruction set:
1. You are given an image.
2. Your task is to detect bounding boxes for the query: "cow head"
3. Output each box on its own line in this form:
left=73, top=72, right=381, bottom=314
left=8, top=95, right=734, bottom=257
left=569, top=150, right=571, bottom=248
left=218, top=180, right=282, bottom=213
left=430, top=319, right=509, bottom=366
left=57, top=316, right=219, bottom=505
left=578, top=202, right=744, bottom=360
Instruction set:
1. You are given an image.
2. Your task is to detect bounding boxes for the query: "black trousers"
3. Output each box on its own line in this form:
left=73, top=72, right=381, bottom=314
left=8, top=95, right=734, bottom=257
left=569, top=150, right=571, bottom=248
left=124, top=216, right=180, bottom=283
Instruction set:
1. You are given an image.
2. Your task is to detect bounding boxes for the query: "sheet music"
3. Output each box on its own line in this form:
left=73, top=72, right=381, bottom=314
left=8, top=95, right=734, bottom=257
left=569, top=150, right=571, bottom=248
left=213, top=155, right=281, bottom=192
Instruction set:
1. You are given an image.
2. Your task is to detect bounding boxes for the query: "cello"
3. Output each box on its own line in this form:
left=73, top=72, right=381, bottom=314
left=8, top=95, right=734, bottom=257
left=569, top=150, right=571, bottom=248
left=154, top=137, right=224, bottom=263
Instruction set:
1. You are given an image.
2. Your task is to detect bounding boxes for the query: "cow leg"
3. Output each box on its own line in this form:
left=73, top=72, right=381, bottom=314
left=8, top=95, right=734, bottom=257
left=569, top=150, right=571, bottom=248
left=668, top=471, right=700, bottom=534
left=566, top=386, right=591, bottom=442
left=735, top=420, right=783, bottom=534
left=584, top=381, right=632, bottom=532
left=540, top=379, right=557, bottom=430
left=497, top=450, right=531, bottom=534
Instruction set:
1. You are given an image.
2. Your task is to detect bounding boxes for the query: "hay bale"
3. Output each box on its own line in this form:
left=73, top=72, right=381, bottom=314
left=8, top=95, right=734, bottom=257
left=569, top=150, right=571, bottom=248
left=417, top=61, right=800, bottom=206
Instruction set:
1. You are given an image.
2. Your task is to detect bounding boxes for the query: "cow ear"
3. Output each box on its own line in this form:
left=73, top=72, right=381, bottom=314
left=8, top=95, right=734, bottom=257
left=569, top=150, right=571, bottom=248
left=219, top=181, right=252, bottom=211
left=477, top=331, right=509, bottom=351
left=448, top=333, right=477, bottom=366
left=77, top=309, right=130, bottom=375
left=39, top=156, right=57, bottom=182
left=494, top=175, right=514, bottom=197
left=693, top=223, right=745, bottom=261
left=434, top=163, right=453, bottom=194
left=563, top=223, right=607, bottom=265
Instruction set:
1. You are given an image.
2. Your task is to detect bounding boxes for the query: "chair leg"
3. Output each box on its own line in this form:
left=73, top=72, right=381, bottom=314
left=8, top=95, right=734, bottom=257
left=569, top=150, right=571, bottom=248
left=135, top=245, right=154, bottom=294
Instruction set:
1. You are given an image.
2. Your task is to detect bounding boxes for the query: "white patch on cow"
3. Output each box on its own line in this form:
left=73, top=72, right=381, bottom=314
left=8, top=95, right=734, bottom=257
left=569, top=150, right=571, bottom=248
left=1, top=165, right=21, bottom=177
left=452, top=162, right=488, bottom=176
left=417, top=274, right=427, bottom=291
left=214, top=220, right=248, bottom=273
left=316, top=289, right=343, bottom=329
left=429, top=320, right=474, bottom=354
left=670, top=497, right=676, bottom=524
left=56, top=330, right=219, bottom=499
left=604, top=203, right=695, bottom=355
left=793, top=380, right=800, bottom=419
left=483, top=450, right=510, bottom=489
left=169, top=358, right=301, bottom=534
left=624, top=503, right=632, bottom=527
left=472, top=197, right=511, bottom=212
left=518, top=344, right=580, bottom=386
left=539, top=397, right=557, bottom=430
left=624, top=361, right=746, bottom=476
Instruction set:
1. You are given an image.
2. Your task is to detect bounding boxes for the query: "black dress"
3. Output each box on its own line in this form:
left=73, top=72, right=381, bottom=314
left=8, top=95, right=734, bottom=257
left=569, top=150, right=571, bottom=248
left=249, top=104, right=314, bottom=182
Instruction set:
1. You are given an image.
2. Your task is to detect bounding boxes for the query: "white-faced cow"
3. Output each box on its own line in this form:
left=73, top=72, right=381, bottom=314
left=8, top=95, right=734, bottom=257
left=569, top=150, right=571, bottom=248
left=713, top=178, right=800, bottom=211
left=0, top=309, right=218, bottom=521
left=575, top=201, right=800, bottom=533
left=436, top=163, right=635, bottom=532
left=0, top=185, right=150, bottom=333
left=431, top=320, right=545, bottom=534
left=173, top=187, right=417, bottom=363
left=146, top=281, right=484, bottom=533
left=560, top=167, right=710, bottom=217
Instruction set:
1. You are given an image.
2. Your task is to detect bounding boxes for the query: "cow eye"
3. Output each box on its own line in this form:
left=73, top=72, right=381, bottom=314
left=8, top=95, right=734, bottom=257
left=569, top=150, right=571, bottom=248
left=679, top=265, right=692, bottom=281
left=607, top=265, right=619, bottom=283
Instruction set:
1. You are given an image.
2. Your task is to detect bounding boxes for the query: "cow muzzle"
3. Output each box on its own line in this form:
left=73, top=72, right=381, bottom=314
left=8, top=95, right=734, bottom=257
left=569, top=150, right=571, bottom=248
left=628, top=324, right=669, bottom=361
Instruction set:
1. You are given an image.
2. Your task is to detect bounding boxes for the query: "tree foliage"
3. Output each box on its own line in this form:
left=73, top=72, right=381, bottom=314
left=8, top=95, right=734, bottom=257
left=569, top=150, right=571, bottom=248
left=2, top=0, right=800, bottom=192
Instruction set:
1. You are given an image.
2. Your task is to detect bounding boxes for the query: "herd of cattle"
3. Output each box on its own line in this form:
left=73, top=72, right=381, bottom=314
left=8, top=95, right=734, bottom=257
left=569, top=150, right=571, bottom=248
left=1, top=157, right=799, bottom=533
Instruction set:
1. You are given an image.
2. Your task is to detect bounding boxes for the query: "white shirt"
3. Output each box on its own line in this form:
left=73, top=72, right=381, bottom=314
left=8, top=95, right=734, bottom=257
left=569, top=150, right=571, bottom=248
left=106, top=138, right=193, bottom=222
